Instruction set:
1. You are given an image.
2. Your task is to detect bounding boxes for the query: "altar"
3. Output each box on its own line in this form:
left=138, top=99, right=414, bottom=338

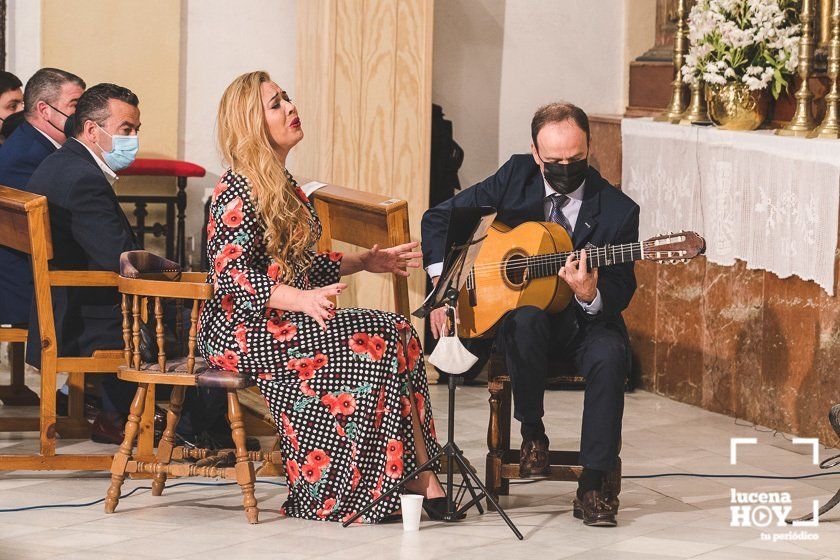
left=620, top=118, right=840, bottom=443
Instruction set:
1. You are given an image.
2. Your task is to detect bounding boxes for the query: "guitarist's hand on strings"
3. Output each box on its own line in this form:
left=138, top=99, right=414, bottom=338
left=559, top=248, right=598, bottom=304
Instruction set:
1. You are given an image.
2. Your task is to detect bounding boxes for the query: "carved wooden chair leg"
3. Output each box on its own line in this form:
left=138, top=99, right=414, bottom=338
left=486, top=377, right=505, bottom=509
left=152, top=385, right=186, bottom=496
left=227, top=388, right=258, bottom=524
left=105, top=382, right=148, bottom=514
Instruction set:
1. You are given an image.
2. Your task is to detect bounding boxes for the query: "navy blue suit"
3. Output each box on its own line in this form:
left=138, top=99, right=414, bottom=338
left=421, top=154, right=639, bottom=471
left=0, top=121, right=58, bottom=325
left=25, top=139, right=139, bottom=368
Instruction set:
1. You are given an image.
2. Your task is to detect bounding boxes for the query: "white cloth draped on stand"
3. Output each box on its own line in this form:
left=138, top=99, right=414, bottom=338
left=621, top=118, right=840, bottom=295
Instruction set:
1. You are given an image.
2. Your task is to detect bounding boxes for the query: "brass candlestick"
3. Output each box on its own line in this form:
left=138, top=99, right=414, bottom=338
left=680, top=79, right=711, bottom=125
left=655, top=0, right=689, bottom=123
left=779, top=0, right=818, bottom=136
left=812, top=0, right=840, bottom=137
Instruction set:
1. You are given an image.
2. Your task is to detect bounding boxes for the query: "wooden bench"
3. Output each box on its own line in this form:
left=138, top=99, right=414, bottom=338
left=0, top=185, right=125, bottom=471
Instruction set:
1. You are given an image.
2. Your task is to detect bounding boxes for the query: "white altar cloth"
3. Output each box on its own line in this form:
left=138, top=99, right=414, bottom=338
left=621, top=118, right=840, bottom=295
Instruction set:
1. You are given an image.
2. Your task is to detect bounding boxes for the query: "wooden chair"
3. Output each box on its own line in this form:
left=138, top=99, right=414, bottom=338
left=0, top=326, right=36, bottom=406
left=104, top=251, right=280, bottom=523
left=0, top=185, right=125, bottom=471
left=486, top=350, right=622, bottom=506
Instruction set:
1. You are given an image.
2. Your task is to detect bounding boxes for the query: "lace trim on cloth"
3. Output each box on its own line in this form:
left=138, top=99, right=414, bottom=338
left=621, top=118, right=840, bottom=295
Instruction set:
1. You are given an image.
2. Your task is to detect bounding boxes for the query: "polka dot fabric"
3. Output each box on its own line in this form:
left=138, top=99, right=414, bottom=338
left=197, top=169, right=441, bottom=523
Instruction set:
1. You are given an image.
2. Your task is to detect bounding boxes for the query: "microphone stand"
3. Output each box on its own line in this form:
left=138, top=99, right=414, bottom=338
left=342, top=225, right=522, bottom=540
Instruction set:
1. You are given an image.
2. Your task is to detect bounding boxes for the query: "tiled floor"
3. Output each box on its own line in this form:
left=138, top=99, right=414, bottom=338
left=0, top=362, right=839, bottom=559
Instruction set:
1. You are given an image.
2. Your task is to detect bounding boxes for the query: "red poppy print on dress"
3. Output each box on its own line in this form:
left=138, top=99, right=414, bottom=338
left=294, top=186, right=310, bottom=204
left=325, top=251, right=343, bottom=262
left=313, top=353, right=328, bottom=370
left=222, top=197, right=244, bottom=228
left=316, top=497, right=336, bottom=519
left=348, top=332, right=370, bottom=354
left=211, top=179, right=229, bottom=202
left=385, top=457, right=404, bottom=479
left=220, top=294, right=235, bottom=321
left=385, top=439, right=403, bottom=460
left=367, top=335, right=387, bottom=361
left=414, top=392, right=426, bottom=424
left=301, top=462, right=322, bottom=483
left=294, top=358, right=315, bottom=381
left=400, top=395, right=411, bottom=418
left=267, top=261, right=281, bottom=282
left=209, top=349, right=239, bottom=372
left=371, top=474, right=384, bottom=500
left=281, top=412, right=299, bottom=451
left=351, top=465, right=361, bottom=491
left=406, top=336, right=421, bottom=372
left=206, top=215, right=215, bottom=240
left=374, top=385, right=388, bottom=429
left=299, top=380, right=316, bottom=397
left=234, top=323, right=249, bottom=353
left=306, top=449, right=331, bottom=469
left=267, top=317, right=298, bottom=342
left=229, top=268, right=255, bottom=294
left=285, top=459, right=300, bottom=485
left=395, top=341, right=407, bottom=374
left=321, top=392, right=357, bottom=416
left=257, top=372, right=273, bottom=381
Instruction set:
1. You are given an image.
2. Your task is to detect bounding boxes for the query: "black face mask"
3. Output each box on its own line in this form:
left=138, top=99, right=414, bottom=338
left=541, top=156, right=588, bottom=195
left=45, top=102, right=70, bottom=137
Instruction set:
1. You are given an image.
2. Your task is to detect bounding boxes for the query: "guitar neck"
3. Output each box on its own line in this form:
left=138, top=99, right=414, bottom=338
left=525, top=242, right=644, bottom=279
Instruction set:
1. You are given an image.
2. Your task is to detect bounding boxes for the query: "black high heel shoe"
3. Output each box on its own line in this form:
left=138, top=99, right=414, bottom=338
left=423, top=497, right=467, bottom=521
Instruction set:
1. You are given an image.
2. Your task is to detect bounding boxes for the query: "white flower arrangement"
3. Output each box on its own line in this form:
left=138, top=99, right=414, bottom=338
left=682, top=0, right=800, bottom=98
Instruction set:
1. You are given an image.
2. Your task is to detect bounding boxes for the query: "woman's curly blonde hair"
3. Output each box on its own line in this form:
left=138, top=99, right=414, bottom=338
left=217, top=71, right=316, bottom=282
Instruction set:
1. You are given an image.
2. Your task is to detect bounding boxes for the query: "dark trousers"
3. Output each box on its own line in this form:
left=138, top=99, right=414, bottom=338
left=478, top=304, right=629, bottom=472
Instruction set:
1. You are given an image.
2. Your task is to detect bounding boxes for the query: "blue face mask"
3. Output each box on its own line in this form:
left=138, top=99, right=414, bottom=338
left=96, top=125, right=139, bottom=171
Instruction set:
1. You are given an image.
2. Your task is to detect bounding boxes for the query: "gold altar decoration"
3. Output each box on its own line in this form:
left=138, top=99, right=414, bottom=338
left=706, top=82, right=771, bottom=130
left=680, top=79, right=711, bottom=125
left=778, top=0, right=818, bottom=136
left=655, top=0, right=689, bottom=123
left=812, top=0, right=840, bottom=137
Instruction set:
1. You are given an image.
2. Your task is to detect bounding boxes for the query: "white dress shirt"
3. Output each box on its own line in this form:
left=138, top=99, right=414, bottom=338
left=426, top=177, right=603, bottom=315
left=72, top=138, right=118, bottom=186
left=34, top=126, right=62, bottom=150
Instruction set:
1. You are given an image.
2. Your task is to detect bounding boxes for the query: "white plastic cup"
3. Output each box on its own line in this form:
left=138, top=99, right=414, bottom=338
left=400, top=494, right=424, bottom=531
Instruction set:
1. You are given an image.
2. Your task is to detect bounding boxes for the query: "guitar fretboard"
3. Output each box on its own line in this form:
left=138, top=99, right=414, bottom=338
left=465, top=241, right=644, bottom=289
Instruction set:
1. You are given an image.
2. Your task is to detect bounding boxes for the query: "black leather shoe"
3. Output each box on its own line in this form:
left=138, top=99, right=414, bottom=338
left=573, top=489, right=617, bottom=527
left=423, top=496, right=467, bottom=521
left=520, top=436, right=551, bottom=478
left=55, top=390, right=101, bottom=421
left=90, top=411, right=126, bottom=445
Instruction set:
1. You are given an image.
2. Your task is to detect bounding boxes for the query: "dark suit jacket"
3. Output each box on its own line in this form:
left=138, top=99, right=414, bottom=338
left=421, top=154, right=639, bottom=333
left=0, top=121, right=58, bottom=325
left=24, top=139, right=139, bottom=367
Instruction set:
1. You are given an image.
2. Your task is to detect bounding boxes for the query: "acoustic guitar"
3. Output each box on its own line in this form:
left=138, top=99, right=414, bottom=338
left=456, top=221, right=706, bottom=338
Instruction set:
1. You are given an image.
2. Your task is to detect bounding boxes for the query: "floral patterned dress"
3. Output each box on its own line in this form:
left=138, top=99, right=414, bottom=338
left=197, top=169, right=440, bottom=523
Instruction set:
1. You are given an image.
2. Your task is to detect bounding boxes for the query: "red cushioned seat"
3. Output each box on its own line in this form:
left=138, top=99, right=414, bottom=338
left=118, top=158, right=206, bottom=178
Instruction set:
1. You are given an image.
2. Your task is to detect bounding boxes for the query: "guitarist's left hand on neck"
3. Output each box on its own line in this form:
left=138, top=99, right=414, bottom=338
left=559, top=248, right=599, bottom=305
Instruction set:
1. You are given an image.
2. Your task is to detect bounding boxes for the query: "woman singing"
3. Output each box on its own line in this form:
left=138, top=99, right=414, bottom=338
left=198, top=71, right=448, bottom=523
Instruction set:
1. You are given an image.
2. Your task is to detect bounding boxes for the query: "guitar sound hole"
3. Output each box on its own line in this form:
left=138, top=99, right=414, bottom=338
left=504, top=254, right=527, bottom=286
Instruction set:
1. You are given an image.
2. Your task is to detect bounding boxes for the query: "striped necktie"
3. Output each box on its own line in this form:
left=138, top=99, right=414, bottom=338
left=548, top=193, right=573, bottom=238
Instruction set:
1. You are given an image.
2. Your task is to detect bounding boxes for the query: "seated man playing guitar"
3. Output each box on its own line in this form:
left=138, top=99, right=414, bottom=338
left=421, top=102, right=639, bottom=527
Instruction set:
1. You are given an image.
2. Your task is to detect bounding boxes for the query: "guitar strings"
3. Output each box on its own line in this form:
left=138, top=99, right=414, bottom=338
left=466, top=241, right=658, bottom=275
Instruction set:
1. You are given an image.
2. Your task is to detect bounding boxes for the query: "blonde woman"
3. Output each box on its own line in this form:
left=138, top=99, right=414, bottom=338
left=198, top=71, right=449, bottom=524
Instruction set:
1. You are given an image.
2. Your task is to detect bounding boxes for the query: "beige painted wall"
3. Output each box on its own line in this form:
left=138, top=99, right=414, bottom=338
left=41, top=0, right=182, bottom=160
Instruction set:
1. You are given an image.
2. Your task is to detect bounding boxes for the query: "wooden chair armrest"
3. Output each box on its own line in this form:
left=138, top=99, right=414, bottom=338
left=50, top=270, right=119, bottom=287
left=118, top=276, right=213, bottom=300
left=310, top=183, right=407, bottom=215
left=180, top=271, right=209, bottom=283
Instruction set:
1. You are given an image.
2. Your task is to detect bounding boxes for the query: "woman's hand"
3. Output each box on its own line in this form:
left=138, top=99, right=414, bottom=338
left=271, top=282, right=347, bottom=330
left=362, top=242, right=423, bottom=277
